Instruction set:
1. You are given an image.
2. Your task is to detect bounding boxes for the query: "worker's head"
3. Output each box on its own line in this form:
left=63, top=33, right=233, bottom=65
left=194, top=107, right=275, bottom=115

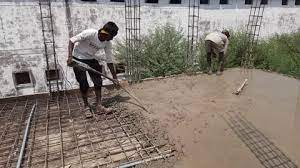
left=222, top=30, right=230, bottom=38
left=99, top=22, right=119, bottom=41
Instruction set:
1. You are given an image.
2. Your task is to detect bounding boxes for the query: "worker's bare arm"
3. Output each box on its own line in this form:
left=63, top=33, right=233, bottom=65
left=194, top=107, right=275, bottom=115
left=67, top=40, right=75, bottom=65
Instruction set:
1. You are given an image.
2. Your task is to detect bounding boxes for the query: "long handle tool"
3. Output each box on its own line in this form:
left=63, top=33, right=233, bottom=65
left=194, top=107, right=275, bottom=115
left=70, top=59, right=150, bottom=113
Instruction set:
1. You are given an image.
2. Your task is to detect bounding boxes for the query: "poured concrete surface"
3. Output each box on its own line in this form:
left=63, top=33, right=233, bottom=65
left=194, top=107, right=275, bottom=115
left=124, top=68, right=300, bottom=168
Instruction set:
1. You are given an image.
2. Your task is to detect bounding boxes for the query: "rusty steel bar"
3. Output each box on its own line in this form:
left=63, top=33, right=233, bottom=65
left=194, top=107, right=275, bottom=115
left=26, top=100, right=39, bottom=168
left=56, top=96, right=65, bottom=167
left=0, top=103, right=8, bottom=117
left=117, top=111, right=166, bottom=159
left=104, top=117, right=130, bottom=163
left=0, top=93, right=175, bottom=167
left=65, top=93, right=84, bottom=167
left=6, top=99, right=29, bottom=167
left=74, top=94, right=100, bottom=168
left=43, top=97, right=49, bottom=168
left=73, top=93, right=114, bottom=166
left=16, top=104, right=36, bottom=168
left=0, top=102, right=18, bottom=144
left=112, top=112, right=146, bottom=161
left=119, top=150, right=174, bottom=168
left=109, top=110, right=152, bottom=158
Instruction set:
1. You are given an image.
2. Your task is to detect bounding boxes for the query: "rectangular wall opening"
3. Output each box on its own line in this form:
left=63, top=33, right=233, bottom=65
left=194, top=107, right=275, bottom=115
left=145, top=0, right=159, bottom=3
left=282, top=0, right=288, bottom=5
left=170, top=0, right=181, bottom=4
left=200, top=0, right=209, bottom=4
left=245, top=0, right=252, bottom=5
left=220, top=0, right=228, bottom=4
left=111, top=0, right=125, bottom=2
left=261, top=0, right=268, bottom=4
left=14, top=71, right=31, bottom=85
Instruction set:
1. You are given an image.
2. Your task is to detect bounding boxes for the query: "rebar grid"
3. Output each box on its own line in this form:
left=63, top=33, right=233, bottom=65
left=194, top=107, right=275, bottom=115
left=0, top=92, right=174, bottom=168
left=243, top=0, right=266, bottom=68
left=222, top=111, right=298, bottom=168
left=187, top=0, right=200, bottom=66
left=125, top=0, right=141, bottom=82
left=0, top=98, right=36, bottom=168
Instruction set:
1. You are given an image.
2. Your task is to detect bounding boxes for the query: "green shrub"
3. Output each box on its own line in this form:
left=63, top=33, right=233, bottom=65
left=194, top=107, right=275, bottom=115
left=115, top=24, right=300, bottom=79
left=115, top=23, right=187, bottom=78
left=256, top=32, right=300, bottom=77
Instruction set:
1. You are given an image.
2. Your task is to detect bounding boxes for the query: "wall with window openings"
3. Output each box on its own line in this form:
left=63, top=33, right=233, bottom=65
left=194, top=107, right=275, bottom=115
left=0, top=0, right=299, bottom=97
left=76, top=0, right=300, bottom=7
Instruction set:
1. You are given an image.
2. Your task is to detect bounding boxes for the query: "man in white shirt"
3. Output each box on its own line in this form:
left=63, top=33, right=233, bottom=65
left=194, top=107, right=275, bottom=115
left=67, top=22, right=119, bottom=118
left=204, top=30, right=230, bottom=75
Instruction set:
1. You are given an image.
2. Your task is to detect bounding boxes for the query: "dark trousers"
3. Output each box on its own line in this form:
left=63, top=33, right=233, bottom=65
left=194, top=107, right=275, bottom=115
left=206, top=52, right=225, bottom=72
left=73, top=57, right=103, bottom=94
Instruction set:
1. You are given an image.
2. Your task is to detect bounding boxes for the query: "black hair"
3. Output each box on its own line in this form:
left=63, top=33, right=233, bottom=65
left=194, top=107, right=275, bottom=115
left=222, top=30, right=230, bottom=38
left=102, top=21, right=119, bottom=37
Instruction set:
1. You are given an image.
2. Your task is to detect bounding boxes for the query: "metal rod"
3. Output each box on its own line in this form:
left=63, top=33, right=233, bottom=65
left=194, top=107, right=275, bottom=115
left=16, top=104, right=37, bottom=168
left=118, top=152, right=174, bottom=168
left=39, top=1, right=52, bottom=94
left=65, top=93, right=84, bottom=167
left=0, top=102, right=18, bottom=143
left=48, top=0, right=60, bottom=94
left=56, top=96, right=65, bottom=167
left=112, top=112, right=145, bottom=161
left=44, top=97, right=49, bottom=168
left=26, top=100, right=38, bottom=168
left=222, top=111, right=298, bottom=168
left=75, top=94, right=100, bottom=168
left=38, top=0, right=60, bottom=95
left=71, top=59, right=149, bottom=113
left=6, top=99, right=29, bottom=168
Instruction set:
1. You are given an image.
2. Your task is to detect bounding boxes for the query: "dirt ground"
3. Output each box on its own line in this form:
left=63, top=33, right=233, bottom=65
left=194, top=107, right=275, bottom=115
left=120, top=68, right=300, bottom=168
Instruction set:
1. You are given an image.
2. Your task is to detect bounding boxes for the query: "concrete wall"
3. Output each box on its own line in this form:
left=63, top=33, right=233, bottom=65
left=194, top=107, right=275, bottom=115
left=0, top=0, right=299, bottom=98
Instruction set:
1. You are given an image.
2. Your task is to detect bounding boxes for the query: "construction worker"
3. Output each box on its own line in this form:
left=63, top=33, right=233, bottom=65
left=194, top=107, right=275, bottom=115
left=67, top=21, right=119, bottom=118
left=204, top=30, right=230, bottom=75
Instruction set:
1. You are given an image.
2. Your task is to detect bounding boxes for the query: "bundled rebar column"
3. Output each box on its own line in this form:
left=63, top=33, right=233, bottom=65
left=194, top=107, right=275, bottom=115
left=187, top=0, right=200, bottom=66
left=39, top=0, right=61, bottom=95
left=125, top=0, right=141, bottom=82
left=243, top=0, right=266, bottom=68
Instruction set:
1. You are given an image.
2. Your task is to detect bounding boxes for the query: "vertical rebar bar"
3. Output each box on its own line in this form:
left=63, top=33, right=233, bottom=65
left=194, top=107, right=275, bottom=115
left=6, top=99, right=29, bottom=167
left=125, top=0, right=141, bottom=82
left=74, top=94, right=100, bottom=168
left=38, top=0, right=60, bottom=95
left=243, top=0, right=265, bottom=68
left=39, top=1, right=52, bottom=94
left=187, top=0, right=200, bottom=66
left=56, top=96, right=65, bottom=167
left=44, top=97, right=49, bottom=168
left=65, top=93, right=84, bottom=167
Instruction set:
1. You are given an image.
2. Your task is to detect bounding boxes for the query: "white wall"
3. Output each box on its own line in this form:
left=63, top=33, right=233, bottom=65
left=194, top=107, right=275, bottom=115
left=0, top=0, right=299, bottom=98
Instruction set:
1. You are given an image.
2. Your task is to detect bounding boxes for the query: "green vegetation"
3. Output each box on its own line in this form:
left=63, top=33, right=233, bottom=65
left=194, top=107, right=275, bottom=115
left=115, top=24, right=300, bottom=79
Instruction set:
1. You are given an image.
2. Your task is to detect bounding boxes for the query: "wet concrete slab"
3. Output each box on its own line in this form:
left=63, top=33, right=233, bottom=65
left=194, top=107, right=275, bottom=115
left=126, top=68, right=300, bottom=168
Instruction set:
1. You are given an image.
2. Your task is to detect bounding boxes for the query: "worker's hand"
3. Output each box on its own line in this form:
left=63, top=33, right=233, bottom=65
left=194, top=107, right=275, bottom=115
left=67, top=57, right=73, bottom=66
left=112, top=79, right=121, bottom=90
left=112, top=79, right=120, bottom=85
left=119, top=80, right=129, bottom=87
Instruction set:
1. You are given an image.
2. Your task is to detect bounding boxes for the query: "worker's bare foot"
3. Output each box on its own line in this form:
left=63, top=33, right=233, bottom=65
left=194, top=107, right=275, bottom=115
left=216, top=71, right=223, bottom=75
left=96, top=105, right=113, bottom=115
left=208, top=69, right=213, bottom=75
left=83, top=107, right=93, bottom=118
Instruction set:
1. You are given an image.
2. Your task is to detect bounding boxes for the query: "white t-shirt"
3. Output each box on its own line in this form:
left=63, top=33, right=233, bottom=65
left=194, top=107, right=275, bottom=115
left=70, top=29, right=114, bottom=63
left=205, top=32, right=229, bottom=54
